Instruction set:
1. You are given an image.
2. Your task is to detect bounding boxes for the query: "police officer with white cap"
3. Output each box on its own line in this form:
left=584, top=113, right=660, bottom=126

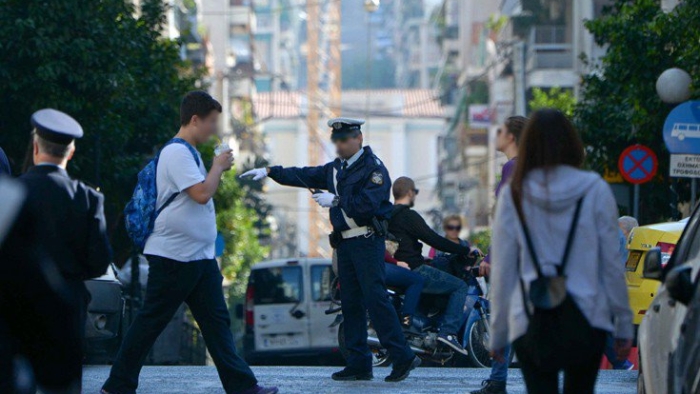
left=18, top=109, right=112, bottom=367
left=241, top=117, right=420, bottom=382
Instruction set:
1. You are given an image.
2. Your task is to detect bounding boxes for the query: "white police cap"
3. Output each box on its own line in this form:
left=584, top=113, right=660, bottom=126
left=31, top=108, right=83, bottom=145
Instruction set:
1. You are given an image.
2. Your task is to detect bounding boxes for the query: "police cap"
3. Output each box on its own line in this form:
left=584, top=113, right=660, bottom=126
left=328, top=117, right=365, bottom=141
left=31, top=109, right=83, bottom=145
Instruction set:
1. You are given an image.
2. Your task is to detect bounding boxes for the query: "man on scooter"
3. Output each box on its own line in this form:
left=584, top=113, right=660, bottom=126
left=388, top=176, right=476, bottom=355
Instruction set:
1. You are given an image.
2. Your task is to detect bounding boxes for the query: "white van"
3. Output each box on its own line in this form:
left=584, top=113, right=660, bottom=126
left=239, top=258, right=342, bottom=365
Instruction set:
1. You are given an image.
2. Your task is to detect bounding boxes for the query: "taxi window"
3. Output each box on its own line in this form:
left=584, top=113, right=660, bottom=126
left=252, top=267, right=303, bottom=305
left=626, top=251, right=642, bottom=272
left=311, top=265, right=334, bottom=302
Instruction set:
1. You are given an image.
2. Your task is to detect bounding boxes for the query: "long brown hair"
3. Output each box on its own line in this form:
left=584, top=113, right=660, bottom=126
left=510, top=109, right=585, bottom=214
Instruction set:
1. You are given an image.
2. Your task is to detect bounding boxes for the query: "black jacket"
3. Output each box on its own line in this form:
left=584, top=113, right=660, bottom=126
left=19, top=165, right=112, bottom=280
left=389, top=204, right=471, bottom=270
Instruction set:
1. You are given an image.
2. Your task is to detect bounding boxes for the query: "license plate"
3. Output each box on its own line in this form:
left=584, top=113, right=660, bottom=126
left=626, top=251, right=642, bottom=272
left=261, top=335, right=301, bottom=349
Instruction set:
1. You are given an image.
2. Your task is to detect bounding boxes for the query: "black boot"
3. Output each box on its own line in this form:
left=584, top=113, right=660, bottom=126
left=331, top=368, right=373, bottom=381
left=385, top=356, right=421, bottom=382
left=470, top=380, right=507, bottom=394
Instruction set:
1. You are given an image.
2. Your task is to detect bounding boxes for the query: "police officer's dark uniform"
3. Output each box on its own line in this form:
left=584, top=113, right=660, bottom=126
left=19, top=109, right=112, bottom=343
left=264, top=118, right=419, bottom=381
left=0, top=176, right=83, bottom=393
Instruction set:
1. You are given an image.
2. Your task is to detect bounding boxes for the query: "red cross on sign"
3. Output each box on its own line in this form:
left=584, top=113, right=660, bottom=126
left=618, top=145, right=658, bottom=185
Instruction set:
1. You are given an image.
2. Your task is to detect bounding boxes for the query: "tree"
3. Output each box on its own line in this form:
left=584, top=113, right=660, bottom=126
left=529, top=87, right=576, bottom=117
left=576, top=0, right=700, bottom=223
left=0, top=0, right=198, bottom=262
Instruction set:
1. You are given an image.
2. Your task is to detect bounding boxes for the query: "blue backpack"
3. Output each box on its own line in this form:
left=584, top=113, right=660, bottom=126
left=124, top=138, right=200, bottom=251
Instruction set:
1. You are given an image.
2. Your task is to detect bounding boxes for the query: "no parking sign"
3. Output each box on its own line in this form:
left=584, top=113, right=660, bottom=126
left=618, top=145, right=658, bottom=185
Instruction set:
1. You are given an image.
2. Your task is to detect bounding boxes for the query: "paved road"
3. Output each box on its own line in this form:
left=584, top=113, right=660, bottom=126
left=84, top=366, right=637, bottom=393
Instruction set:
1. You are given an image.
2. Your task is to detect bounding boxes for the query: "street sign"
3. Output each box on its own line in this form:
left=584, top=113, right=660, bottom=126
left=618, top=145, right=658, bottom=184
left=663, top=100, right=700, bottom=154
left=670, top=154, right=700, bottom=178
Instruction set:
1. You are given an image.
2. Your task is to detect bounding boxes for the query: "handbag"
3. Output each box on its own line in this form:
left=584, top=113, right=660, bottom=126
left=514, top=193, right=595, bottom=368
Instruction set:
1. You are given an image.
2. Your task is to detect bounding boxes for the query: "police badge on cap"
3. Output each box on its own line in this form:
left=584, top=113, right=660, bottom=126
left=328, top=117, right=365, bottom=141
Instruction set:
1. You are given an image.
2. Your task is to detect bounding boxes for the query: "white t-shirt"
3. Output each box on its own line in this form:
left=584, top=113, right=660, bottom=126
left=143, top=143, right=216, bottom=261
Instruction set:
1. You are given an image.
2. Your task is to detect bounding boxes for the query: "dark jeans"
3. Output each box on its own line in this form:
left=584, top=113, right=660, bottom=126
left=413, top=265, right=468, bottom=334
left=489, top=345, right=511, bottom=382
left=514, top=329, right=606, bottom=394
left=103, top=256, right=257, bottom=394
left=604, top=332, right=632, bottom=369
left=337, top=236, right=414, bottom=371
left=384, top=263, right=424, bottom=316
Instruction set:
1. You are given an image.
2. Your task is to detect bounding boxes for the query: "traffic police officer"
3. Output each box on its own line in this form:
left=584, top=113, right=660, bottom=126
left=241, top=118, right=419, bottom=382
left=19, top=109, right=112, bottom=357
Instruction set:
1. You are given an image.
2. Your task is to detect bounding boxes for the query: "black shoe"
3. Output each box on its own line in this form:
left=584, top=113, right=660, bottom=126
left=437, top=333, right=468, bottom=356
left=331, top=368, right=373, bottom=381
left=470, top=380, right=507, bottom=394
left=385, top=356, right=421, bottom=382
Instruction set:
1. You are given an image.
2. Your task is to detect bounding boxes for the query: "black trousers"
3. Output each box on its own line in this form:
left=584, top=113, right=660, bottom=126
left=337, top=235, right=413, bottom=371
left=103, top=256, right=257, bottom=394
left=513, top=328, right=607, bottom=394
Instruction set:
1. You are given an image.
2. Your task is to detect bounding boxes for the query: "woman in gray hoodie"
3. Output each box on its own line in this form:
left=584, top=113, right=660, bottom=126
left=489, top=109, right=633, bottom=394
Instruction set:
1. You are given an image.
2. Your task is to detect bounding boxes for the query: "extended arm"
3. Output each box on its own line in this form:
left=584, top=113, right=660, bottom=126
left=404, top=210, right=471, bottom=255
left=266, top=164, right=329, bottom=190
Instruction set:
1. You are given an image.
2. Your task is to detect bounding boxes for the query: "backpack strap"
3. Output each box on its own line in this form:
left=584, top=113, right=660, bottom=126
left=154, top=138, right=202, bottom=215
left=558, top=197, right=584, bottom=275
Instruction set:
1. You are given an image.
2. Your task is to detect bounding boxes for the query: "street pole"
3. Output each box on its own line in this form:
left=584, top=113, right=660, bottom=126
left=692, top=178, right=697, bottom=209
left=633, top=184, right=640, bottom=219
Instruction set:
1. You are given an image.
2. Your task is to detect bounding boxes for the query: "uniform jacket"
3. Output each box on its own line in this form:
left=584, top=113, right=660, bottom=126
left=20, top=165, right=112, bottom=280
left=268, top=146, right=392, bottom=232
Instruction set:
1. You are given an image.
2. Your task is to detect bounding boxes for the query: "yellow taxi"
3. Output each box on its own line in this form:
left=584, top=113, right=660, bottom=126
left=625, top=219, right=687, bottom=325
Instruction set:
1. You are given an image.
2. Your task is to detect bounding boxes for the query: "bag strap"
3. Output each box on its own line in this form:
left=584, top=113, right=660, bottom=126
left=558, top=197, right=584, bottom=275
left=154, top=138, right=202, bottom=216
left=512, top=190, right=584, bottom=277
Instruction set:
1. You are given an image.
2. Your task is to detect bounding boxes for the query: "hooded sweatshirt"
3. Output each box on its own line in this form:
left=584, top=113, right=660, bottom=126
left=489, top=165, right=634, bottom=350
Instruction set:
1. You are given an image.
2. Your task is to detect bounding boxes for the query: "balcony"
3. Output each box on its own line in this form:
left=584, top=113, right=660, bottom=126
left=527, top=25, right=573, bottom=70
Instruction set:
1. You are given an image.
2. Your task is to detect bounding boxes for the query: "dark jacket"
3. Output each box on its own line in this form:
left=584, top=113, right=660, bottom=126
left=389, top=204, right=471, bottom=270
left=19, top=165, right=112, bottom=280
left=268, top=146, right=391, bottom=232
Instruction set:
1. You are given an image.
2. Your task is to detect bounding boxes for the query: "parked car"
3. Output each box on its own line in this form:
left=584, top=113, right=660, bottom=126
left=238, top=258, right=343, bottom=365
left=626, top=220, right=686, bottom=326
left=83, top=264, right=124, bottom=363
left=637, top=210, right=700, bottom=394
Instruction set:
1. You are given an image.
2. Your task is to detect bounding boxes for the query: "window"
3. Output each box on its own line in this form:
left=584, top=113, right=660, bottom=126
left=311, top=265, right=334, bottom=302
left=252, top=266, right=303, bottom=304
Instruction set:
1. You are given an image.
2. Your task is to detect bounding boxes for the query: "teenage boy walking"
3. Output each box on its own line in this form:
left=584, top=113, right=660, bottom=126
left=102, top=92, right=277, bottom=394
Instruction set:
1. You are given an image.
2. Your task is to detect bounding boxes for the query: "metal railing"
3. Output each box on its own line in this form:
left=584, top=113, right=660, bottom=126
left=528, top=25, right=573, bottom=69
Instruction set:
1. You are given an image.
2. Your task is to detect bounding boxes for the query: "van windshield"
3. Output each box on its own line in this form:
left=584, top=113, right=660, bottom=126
left=252, top=266, right=303, bottom=305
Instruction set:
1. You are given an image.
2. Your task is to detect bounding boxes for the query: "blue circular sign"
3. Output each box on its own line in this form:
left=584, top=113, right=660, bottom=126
left=618, top=145, right=658, bottom=184
left=663, top=101, right=700, bottom=154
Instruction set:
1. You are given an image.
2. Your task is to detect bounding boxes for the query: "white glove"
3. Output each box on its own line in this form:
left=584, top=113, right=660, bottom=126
left=240, top=168, right=268, bottom=181
left=312, top=192, right=336, bottom=208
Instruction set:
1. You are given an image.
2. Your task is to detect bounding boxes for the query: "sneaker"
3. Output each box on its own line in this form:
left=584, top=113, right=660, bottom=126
left=470, top=380, right=507, bottom=394
left=385, top=356, right=421, bottom=382
left=331, top=368, right=373, bottom=381
left=437, top=333, right=468, bottom=356
left=237, top=385, right=279, bottom=394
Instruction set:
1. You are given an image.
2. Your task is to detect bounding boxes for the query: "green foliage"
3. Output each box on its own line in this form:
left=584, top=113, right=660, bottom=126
left=529, top=87, right=576, bottom=117
left=576, top=0, right=700, bottom=222
left=469, top=229, right=491, bottom=253
left=0, top=0, right=201, bottom=262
